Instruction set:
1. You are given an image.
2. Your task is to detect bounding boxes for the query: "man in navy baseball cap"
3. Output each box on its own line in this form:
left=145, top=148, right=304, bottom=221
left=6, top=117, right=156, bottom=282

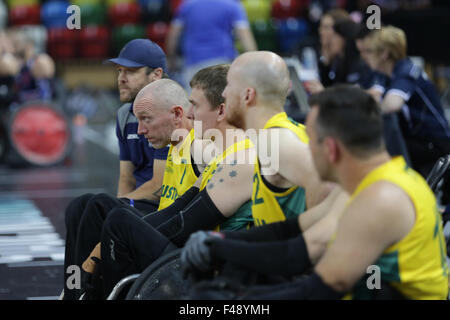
left=107, top=38, right=167, bottom=72
left=106, top=38, right=168, bottom=103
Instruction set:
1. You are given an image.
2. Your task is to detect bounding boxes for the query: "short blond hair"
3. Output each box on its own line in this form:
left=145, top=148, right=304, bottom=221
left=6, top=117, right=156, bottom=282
left=365, top=26, right=407, bottom=62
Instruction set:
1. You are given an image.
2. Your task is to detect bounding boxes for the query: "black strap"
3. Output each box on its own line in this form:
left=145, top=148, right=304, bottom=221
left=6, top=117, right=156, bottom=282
left=209, top=232, right=311, bottom=277
left=142, top=186, right=200, bottom=227
left=223, top=216, right=301, bottom=242
left=156, top=189, right=226, bottom=247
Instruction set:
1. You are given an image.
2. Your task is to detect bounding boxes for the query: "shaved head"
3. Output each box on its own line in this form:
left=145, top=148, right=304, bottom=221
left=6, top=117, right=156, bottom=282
left=222, top=51, right=290, bottom=129
left=135, top=78, right=190, bottom=112
left=232, top=51, right=290, bottom=106
left=133, top=79, right=190, bottom=148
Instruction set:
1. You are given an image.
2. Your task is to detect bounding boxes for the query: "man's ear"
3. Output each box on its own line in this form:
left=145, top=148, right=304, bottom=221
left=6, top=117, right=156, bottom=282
left=149, top=67, right=163, bottom=81
left=244, top=87, right=256, bottom=106
left=324, top=137, right=340, bottom=164
left=216, top=103, right=226, bottom=122
left=381, top=49, right=390, bottom=62
left=172, top=105, right=184, bottom=124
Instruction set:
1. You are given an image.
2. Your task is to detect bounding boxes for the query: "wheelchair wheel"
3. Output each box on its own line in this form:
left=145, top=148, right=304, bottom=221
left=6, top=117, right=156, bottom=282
left=125, top=249, right=189, bottom=300
left=7, top=101, right=71, bottom=167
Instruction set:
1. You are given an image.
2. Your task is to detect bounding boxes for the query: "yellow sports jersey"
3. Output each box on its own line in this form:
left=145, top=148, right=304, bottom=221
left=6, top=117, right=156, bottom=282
left=251, top=112, right=309, bottom=226
left=158, top=129, right=199, bottom=210
left=201, top=138, right=254, bottom=231
left=344, top=156, right=449, bottom=300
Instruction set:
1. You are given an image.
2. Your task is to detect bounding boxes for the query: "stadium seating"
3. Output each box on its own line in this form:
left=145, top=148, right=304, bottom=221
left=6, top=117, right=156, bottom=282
left=4, top=0, right=310, bottom=61
left=0, top=1, right=7, bottom=28
left=111, top=24, right=146, bottom=55
left=242, top=0, right=272, bottom=23
left=106, top=0, right=134, bottom=6
left=140, top=0, right=171, bottom=23
left=108, top=1, right=141, bottom=26
left=146, top=22, right=169, bottom=52
left=271, top=0, right=308, bottom=19
left=41, top=0, right=70, bottom=28
left=277, top=18, right=309, bottom=54
left=80, top=26, right=110, bottom=58
left=251, top=20, right=278, bottom=52
left=47, top=27, right=79, bottom=59
left=6, top=0, right=39, bottom=7
left=71, top=0, right=102, bottom=5
left=79, top=2, right=107, bottom=26
left=9, top=4, right=41, bottom=26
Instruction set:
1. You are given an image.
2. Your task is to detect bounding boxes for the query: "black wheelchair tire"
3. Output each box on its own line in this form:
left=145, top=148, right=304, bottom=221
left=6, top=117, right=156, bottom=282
left=125, top=248, right=186, bottom=300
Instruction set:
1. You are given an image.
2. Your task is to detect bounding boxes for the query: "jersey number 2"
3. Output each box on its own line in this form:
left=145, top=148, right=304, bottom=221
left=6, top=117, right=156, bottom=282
left=253, top=173, right=264, bottom=205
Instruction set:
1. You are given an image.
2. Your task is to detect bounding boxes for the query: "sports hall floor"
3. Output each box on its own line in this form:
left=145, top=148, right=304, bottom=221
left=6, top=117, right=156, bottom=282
left=0, top=122, right=119, bottom=299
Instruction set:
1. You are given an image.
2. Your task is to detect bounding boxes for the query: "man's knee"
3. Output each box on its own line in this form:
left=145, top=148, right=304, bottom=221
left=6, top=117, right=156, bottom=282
left=89, top=193, right=119, bottom=206
left=103, top=206, right=134, bottom=234
left=84, top=193, right=122, bottom=216
left=65, top=193, right=95, bottom=228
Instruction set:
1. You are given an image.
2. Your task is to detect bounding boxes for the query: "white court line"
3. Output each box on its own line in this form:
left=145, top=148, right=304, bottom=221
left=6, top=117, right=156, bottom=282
left=8, top=260, right=64, bottom=268
left=0, top=188, right=107, bottom=199
left=0, top=172, right=87, bottom=185
left=26, top=296, right=59, bottom=300
left=0, top=197, right=66, bottom=266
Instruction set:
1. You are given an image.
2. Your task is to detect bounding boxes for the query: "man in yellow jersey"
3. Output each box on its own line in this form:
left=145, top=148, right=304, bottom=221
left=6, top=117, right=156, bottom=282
left=76, top=78, right=202, bottom=299
left=213, top=51, right=328, bottom=227
left=188, top=85, right=449, bottom=300
left=85, top=64, right=256, bottom=299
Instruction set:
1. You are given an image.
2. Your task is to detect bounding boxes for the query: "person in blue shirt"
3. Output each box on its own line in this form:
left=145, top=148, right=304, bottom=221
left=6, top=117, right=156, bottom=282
left=166, top=0, right=257, bottom=90
left=112, top=40, right=170, bottom=199
left=62, top=39, right=170, bottom=300
left=364, top=26, right=450, bottom=179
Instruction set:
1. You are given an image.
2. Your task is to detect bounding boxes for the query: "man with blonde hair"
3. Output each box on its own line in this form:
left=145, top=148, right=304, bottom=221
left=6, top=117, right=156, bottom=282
left=364, top=26, right=450, bottom=199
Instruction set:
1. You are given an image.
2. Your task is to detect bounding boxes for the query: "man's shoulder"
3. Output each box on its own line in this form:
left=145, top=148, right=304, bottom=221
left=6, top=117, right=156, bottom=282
left=352, top=180, right=415, bottom=221
left=117, top=103, right=135, bottom=133
left=117, top=103, right=132, bottom=117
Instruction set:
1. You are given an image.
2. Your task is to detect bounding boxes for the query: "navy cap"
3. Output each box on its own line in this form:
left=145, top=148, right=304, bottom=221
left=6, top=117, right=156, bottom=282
left=106, top=39, right=167, bottom=71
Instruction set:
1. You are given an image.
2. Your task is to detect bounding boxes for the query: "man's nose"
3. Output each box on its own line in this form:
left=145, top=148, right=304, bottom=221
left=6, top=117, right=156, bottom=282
left=137, top=121, right=146, bottom=135
left=187, top=105, right=194, bottom=120
left=118, top=71, right=127, bottom=83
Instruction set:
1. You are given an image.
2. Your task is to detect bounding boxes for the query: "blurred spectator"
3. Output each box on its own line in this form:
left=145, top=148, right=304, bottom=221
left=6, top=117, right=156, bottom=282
left=304, top=18, right=372, bottom=93
left=0, top=30, right=19, bottom=106
left=364, top=26, right=450, bottom=185
left=317, top=8, right=350, bottom=60
left=308, top=0, right=348, bottom=24
left=5, top=27, right=55, bottom=104
left=0, top=30, right=19, bottom=76
left=355, top=23, right=412, bottom=165
left=165, top=0, right=257, bottom=90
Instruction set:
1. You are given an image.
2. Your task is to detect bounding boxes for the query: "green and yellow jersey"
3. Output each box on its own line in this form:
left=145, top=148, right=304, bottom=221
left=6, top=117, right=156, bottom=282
left=251, top=112, right=309, bottom=226
left=201, top=138, right=254, bottom=231
left=344, top=156, right=449, bottom=300
left=158, top=129, right=199, bottom=210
